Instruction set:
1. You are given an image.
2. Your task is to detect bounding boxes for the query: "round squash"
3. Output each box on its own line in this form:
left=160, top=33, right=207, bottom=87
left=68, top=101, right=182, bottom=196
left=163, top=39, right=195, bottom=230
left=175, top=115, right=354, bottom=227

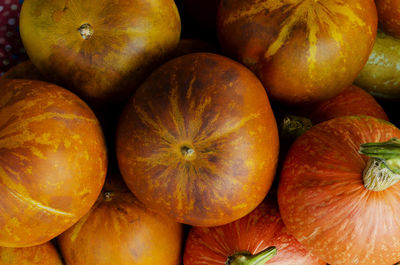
left=58, top=174, right=182, bottom=265
left=376, top=0, right=400, bottom=38
left=1, top=60, right=46, bottom=81
left=0, top=242, right=63, bottom=265
left=171, top=39, right=217, bottom=58
left=276, top=85, right=388, bottom=181
left=20, top=0, right=181, bottom=107
left=217, top=0, right=378, bottom=104
left=306, top=85, right=389, bottom=124
left=355, top=30, right=400, bottom=100
left=278, top=115, right=400, bottom=264
left=116, top=52, right=279, bottom=226
left=183, top=193, right=325, bottom=265
left=0, top=79, right=107, bottom=247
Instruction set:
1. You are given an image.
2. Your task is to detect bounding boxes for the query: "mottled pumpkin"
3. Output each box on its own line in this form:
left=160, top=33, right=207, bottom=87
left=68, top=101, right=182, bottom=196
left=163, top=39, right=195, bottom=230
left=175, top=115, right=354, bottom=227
left=20, top=0, right=181, bottom=108
left=355, top=30, right=400, bottom=100
left=116, top=52, right=279, bottom=226
left=0, top=242, right=63, bottom=265
left=1, top=60, right=46, bottom=81
left=58, top=173, right=183, bottom=265
left=0, top=79, right=107, bottom=247
left=217, top=0, right=377, bottom=104
left=376, top=0, right=400, bottom=38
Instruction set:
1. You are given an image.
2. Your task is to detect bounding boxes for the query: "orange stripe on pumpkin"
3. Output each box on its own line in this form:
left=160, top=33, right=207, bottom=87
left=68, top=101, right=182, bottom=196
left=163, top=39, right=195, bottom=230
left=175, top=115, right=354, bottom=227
left=0, top=168, right=75, bottom=217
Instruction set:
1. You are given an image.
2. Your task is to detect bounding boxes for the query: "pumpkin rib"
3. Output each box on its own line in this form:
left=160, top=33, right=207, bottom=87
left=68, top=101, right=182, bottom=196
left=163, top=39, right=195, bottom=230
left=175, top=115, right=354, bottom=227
left=278, top=115, right=400, bottom=264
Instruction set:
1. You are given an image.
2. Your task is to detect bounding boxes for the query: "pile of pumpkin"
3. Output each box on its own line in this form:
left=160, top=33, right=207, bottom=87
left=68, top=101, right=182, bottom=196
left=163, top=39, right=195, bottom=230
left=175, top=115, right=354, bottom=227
left=1, top=0, right=400, bottom=264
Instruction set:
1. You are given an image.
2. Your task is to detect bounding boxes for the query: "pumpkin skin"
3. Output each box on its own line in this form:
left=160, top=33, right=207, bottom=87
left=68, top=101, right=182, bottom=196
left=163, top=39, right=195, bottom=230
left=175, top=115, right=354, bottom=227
left=171, top=39, right=217, bottom=58
left=58, top=175, right=183, bottom=265
left=20, top=0, right=181, bottom=108
left=116, top=52, right=279, bottom=226
left=1, top=60, right=47, bottom=81
left=183, top=194, right=326, bottom=265
left=306, top=85, right=389, bottom=124
left=278, top=116, right=400, bottom=264
left=0, top=79, right=107, bottom=247
left=376, top=0, right=400, bottom=38
left=0, top=242, right=63, bottom=265
left=355, top=30, right=400, bottom=100
left=217, top=0, right=378, bottom=104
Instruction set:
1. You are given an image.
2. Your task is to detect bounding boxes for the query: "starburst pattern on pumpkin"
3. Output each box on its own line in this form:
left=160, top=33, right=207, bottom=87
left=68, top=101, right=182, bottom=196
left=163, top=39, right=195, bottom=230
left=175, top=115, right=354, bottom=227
left=130, top=63, right=262, bottom=217
left=221, top=0, right=369, bottom=75
left=264, top=0, right=367, bottom=67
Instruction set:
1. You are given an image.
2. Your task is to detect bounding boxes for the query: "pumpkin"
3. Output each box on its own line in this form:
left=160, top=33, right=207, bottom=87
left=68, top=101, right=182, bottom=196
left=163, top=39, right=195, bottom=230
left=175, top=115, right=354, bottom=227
left=1, top=60, right=47, bottom=81
left=183, top=193, right=326, bottom=265
left=376, top=0, right=400, bottom=38
left=276, top=85, right=388, bottom=166
left=57, top=172, right=183, bottom=265
left=217, top=0, right=378, bottom=104
left=116, top=52, right=279, bottom=226
left=19, top=0, right=181, bottom=108
left=355, top=30, right=400, bottom=100
left=278, top=115, right=400, bottom=264
left=306, top=85, right=389, bottom=124
left=171, top=39, right=217, bottom=58
left=0, top=79, right=107, bottom=247
left=0, top=242, right=63, bottom=265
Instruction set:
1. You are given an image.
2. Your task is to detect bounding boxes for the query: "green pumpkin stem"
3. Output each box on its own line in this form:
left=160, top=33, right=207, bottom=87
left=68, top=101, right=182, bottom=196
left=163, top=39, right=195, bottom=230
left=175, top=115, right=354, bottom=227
left=226, top=247, right=277, bottom=265
left=279, top=115, right=312, bottom=141
left=359, top=138, right=400, bottom=191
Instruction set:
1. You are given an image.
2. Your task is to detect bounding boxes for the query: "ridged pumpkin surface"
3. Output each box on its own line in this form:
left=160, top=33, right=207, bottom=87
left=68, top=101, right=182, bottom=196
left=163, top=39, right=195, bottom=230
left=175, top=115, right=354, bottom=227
left=183, top=194, right=326, bottom=265
left=0, top=79, right=107, bottom=247
left=116, top=53, right=279, bottom=226
left=278, top=116, right=400, bottom=264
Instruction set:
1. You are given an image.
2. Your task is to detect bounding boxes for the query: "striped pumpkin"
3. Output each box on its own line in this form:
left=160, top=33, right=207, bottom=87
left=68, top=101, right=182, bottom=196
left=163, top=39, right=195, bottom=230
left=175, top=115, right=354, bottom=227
left=217, top=0, right=378, bottom=104
left=0, top=242, right=63, bottom=265
left=0, top=79, right=107, bottom=247
left=116, top=53, right=279, bottom=227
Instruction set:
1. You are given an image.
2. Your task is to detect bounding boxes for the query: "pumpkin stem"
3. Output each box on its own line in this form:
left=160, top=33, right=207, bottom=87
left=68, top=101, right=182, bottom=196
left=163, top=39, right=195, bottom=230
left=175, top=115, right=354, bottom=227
left=180, top=145, right=196, bottom=161
left=359, top=138, right=400, bottom=191
left=279, top=115, right=312, bottom=140
left=78, top=23, right=94, bottom=40
left=102, top=191, right=114, bottom=201
left=226, top=247, right=277, bottom=265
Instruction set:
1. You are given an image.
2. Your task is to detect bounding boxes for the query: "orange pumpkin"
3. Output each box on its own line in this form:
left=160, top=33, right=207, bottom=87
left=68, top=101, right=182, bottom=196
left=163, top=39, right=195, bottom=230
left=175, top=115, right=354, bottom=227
left=171, top=39, right=217, bottom=58
left=217, top=0, right=378, bottom=104
left=1, top=60, right=47, bottom=81
left=376, top=0, right=400, bottom=38
left=278, top=116, right=400, bottom=264
left=306, top=85, right=389, bottom=124
left=20, top=0, right=181, bottom=108
left=116, top=52, right=279, bottom=226
left=0, top=79, right=107, bottom=247
left=0, top=242, right=63, bottom=265
left=57, top=173, right=183, bottom=265
left=183, top=193, right=325, bottom=265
